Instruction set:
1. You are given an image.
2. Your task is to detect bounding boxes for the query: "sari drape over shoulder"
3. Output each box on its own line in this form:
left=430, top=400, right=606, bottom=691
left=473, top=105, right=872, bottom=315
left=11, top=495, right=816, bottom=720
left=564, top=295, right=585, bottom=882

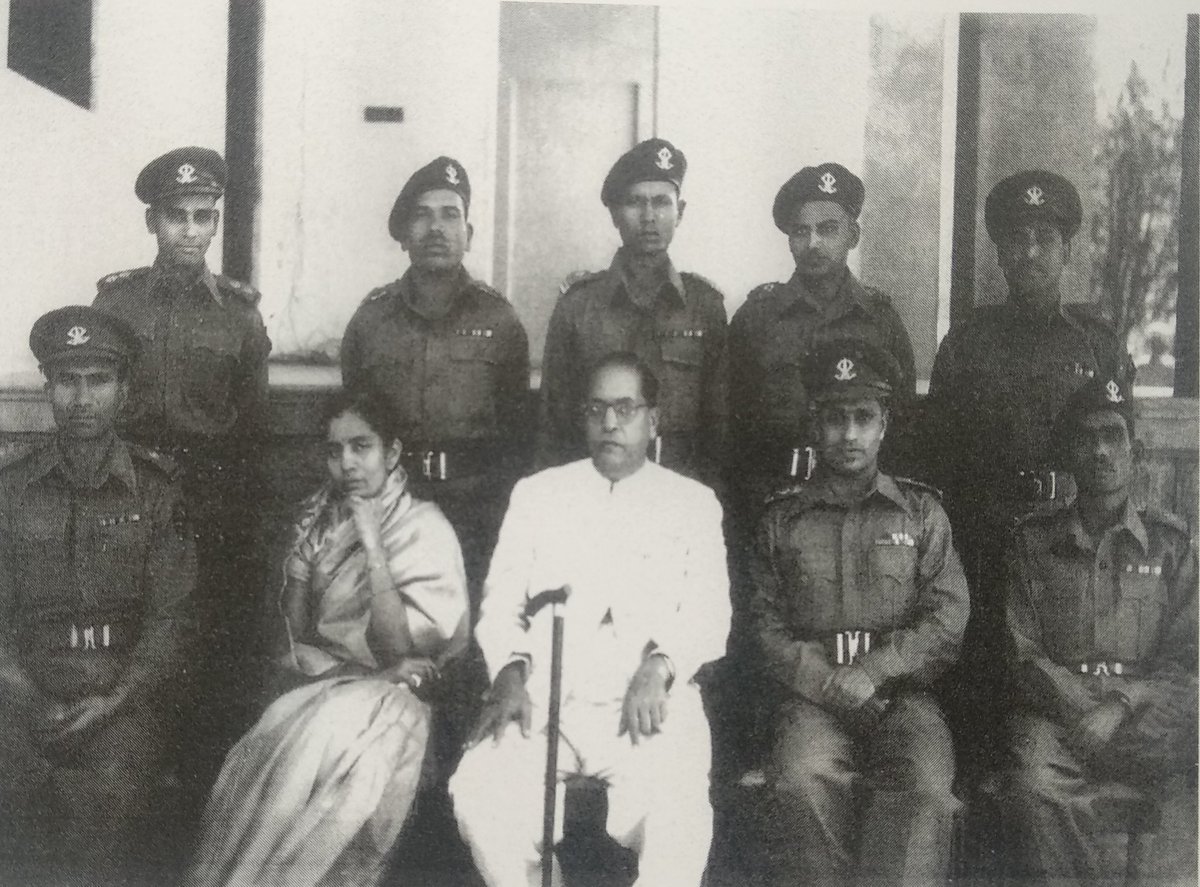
left=187, top=469, right=468, bottom=887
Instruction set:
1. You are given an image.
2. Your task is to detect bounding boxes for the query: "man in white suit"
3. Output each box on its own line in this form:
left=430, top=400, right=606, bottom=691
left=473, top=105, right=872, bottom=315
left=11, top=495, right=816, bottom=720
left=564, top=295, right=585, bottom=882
left=451, top=351, right=731, bottom=887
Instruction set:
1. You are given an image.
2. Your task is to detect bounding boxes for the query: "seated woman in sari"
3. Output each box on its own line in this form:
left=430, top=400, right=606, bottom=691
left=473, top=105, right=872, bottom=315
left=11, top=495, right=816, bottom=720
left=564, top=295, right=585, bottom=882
left=186, top=388, right=470, bottom=887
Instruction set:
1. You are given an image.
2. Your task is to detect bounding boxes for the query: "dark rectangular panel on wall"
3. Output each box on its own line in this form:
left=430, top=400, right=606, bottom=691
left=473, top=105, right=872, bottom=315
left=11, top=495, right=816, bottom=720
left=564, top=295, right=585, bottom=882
left=7, top=0, right=92, bottom=108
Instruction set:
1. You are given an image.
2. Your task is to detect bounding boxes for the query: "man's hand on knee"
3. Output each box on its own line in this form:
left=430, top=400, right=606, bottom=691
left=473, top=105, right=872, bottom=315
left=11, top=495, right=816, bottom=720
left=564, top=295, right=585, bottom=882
left=467, top=661, right=532, bottom=748
left=619, top=655, right=672, bottom=745
left=821, top=665, right=880, bottom=721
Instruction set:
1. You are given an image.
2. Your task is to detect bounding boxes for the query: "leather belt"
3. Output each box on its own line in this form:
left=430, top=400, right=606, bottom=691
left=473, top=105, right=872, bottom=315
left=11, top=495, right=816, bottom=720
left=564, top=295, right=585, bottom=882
left=1074, top=660, right=1142, bottom=678
left=24, top=617, right=138, bottom=653
left=400, top=440, right=506, bottom=482
left=825, top=629, right=875, bottom=666
left=1003, top=470, right=1060, bottom=502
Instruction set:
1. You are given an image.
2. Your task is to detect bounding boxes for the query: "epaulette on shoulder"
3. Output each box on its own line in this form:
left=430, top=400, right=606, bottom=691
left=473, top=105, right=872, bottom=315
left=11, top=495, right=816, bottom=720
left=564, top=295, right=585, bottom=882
left=96, top=267, right=150, bottom=290
left=128, top=443, right=180, bottom=479
left=764, top=482, right=808, bottom=507
left=362, top=280, right=401, bottom=305
left=893, top=476, right=943, bottom=500
left=746, top=281, right=784, bottom=302
left=559, top=269, right=602, bottom=296
left=861, top=284, right=893, bottom=306
left=216, top=275, right=262, bottom=306
left=1139, top=506, right=1189, bottom=536
left=681, top=271, right=725, bottom=297
left=1064, top=302, right=1116, bottom=331
left=468, top=278, right=507, bottom=302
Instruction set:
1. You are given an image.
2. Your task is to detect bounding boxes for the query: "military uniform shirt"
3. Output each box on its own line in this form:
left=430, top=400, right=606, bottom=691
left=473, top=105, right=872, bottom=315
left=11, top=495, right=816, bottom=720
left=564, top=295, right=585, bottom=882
left=750, top=473, right=969, bottom=702
left=1006, top=500, right=1197, bottom=727
left=729, top=268, right=915, bottom=452
left=0, top=438, right=196, bottom=700
left=536, top=249, right=728, bottom=475
left=341, top=266, right=530, bottom=449
left=924, top=302, right=1123, bottom=496
left=94, top=263, right=271, bottom=443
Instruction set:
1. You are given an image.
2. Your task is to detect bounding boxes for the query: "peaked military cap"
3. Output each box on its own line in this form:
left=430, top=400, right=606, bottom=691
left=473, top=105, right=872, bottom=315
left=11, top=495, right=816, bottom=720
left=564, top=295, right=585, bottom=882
left=601, top=138, right=686, bottom=207
left=388, top=156, right=471, bottom=240
left=804, top=338, right=901, bottom=402
left=773, top=163, right=865, bottom=231
left=1056, top=372, right=1135, bottom=438
left=984, top=170, right=1082, bottom=241
left=135, top=147, right=227, bottom=204
left=30, top=306, right=139, bottom=369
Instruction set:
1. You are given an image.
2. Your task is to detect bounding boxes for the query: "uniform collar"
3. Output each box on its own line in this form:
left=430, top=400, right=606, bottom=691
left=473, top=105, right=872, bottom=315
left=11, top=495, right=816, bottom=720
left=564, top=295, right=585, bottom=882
left=150, top=261, right=222, bottom=304
left=395, top=265, right=473, bottom=320
left=1056, top=498, right=1148, bottom=556
left=780, top=267, right=867, bottom=317
left=609, top=249, right=686, bottom=311
left=21, top=436, right=138, bottom=494
left=795, top=470, right=913, bottom=516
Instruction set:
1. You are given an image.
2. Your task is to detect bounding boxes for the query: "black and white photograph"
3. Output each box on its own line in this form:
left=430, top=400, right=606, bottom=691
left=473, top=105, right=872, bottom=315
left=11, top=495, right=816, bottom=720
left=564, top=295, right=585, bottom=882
left=0, top=1, right=1196, bottom=885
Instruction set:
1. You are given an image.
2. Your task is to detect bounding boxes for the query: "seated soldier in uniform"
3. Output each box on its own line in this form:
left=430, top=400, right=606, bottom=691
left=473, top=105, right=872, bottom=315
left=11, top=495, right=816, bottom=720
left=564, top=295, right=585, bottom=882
left=1003, top=374, right=1198, bottom=884
left=749, top=338, right=969, bottom=887
left=185, top=388, right=470, bottom=887
left=0, top=307, right=195, bottom=886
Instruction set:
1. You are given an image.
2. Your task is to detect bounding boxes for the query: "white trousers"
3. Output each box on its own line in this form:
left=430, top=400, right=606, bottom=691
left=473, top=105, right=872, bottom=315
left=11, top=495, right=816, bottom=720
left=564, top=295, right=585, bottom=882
left=450, top=684, right=714, bottom=887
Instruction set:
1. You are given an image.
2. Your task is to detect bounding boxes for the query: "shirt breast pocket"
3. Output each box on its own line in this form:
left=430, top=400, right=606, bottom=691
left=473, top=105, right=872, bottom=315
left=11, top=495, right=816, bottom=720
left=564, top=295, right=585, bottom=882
left=1116, top=571, right=1164, bottom=661
left=868, top=544, right=918, bottom=629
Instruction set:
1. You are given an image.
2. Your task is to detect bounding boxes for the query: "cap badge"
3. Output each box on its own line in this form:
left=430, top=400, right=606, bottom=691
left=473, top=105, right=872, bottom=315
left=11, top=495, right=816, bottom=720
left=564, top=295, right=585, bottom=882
left=1023, top=185, right=1044, bottom=207
left=655, top=147, right=674, bottom=171
left=66, top=326, right=90, bottom=347
left=445, top=163, right=460, bottom=186
left=818, top=172, right=838, bottom=194
left=835, top=357, right=857, bottom=381
left=1105, top=380, right=1124, bottom=403
left=176, top=163, right=198, bottom=185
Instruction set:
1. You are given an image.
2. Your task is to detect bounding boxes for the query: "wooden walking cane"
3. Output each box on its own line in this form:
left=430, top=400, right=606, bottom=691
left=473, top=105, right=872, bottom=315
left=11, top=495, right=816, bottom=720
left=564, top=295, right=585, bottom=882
left=525, top=586, right=571, bottom=887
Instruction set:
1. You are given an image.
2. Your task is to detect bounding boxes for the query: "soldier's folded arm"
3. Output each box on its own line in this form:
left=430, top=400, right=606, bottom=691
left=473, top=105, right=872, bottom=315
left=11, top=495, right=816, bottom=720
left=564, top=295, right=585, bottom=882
left=116, top=480, right=198, bottom=706
left=856, top=497, right=969, bottom=692
left=1004, top=540, right=1095, bottom=724
left=748, top=515, right=834, bottom=703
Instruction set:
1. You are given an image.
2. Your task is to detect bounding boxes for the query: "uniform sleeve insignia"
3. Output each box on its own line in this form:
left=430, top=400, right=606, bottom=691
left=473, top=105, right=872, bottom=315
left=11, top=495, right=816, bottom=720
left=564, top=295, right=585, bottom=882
left=216, top=275, right=262, bottom=306
left=559, top=269, right=600, bottom=295
left=128, top=443, right=180, bottom=479
left=96, top=267, right=149, bottom=290
left=893, top=476, right=943, bottom=500
left=363, top=281, right=401, bottom=304
left=680, top=271, right=725, bottom=299
left=746, top=282, right=782, bottom=301
left=862, top=285, right=893, bottom=306
left=469, top=278, right=507, bottom=302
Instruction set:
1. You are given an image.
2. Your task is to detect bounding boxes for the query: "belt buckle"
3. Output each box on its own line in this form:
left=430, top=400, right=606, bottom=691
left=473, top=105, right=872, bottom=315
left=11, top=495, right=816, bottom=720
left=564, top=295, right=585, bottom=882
left=422, top=450, right=447, bottom=481
left=68, top=623, right=112, bottom=651
left=789, top=446, right=816, bottom=480
left=1079, top=661, right=1123, bottom=676
left=1017, top=470, right=1057, bottom=501
left=834, top=629, right=872, bottom=665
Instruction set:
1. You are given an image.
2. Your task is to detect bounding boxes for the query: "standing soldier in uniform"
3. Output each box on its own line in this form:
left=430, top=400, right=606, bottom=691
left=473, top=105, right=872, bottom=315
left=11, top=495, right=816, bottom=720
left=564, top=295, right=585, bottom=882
left=341, top=156, right=530, bottom=612
left=750, top=339, right=968, bottom=887
left=0, top=307, right=195, bottom=885
left=729, top=162, right=915, bottom=535
left=92, top=146, right=271, bottom=806
left=536, top=138, right=728, bottom=486
left=1004, top=374, right=1197, bottom=883
left=923, top=170, right=1131, bottom=781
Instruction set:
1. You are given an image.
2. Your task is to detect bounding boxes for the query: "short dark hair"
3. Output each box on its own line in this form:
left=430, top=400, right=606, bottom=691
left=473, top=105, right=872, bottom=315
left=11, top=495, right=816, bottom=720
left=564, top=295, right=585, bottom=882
left=323, top=387, right=401, bottom=444
left=586, top=351, right=660, bottom=407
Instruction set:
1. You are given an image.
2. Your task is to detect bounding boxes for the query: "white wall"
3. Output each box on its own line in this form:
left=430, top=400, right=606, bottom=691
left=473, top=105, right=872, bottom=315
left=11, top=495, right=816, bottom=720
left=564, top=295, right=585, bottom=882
left=0, top=0, right=228, bottom=379
left=657, top=6, right=872, bottom=313
left=257, top=0, right=501, bottom=358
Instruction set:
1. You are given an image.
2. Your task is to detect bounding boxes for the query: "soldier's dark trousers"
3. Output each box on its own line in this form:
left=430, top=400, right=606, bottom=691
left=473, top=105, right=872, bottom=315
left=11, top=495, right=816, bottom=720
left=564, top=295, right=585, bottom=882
left=765, top=691, right=960, bottom=887
left=1005, top=712, right=1196, bottom=884
left=0, top=700, right=170, bottom=886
